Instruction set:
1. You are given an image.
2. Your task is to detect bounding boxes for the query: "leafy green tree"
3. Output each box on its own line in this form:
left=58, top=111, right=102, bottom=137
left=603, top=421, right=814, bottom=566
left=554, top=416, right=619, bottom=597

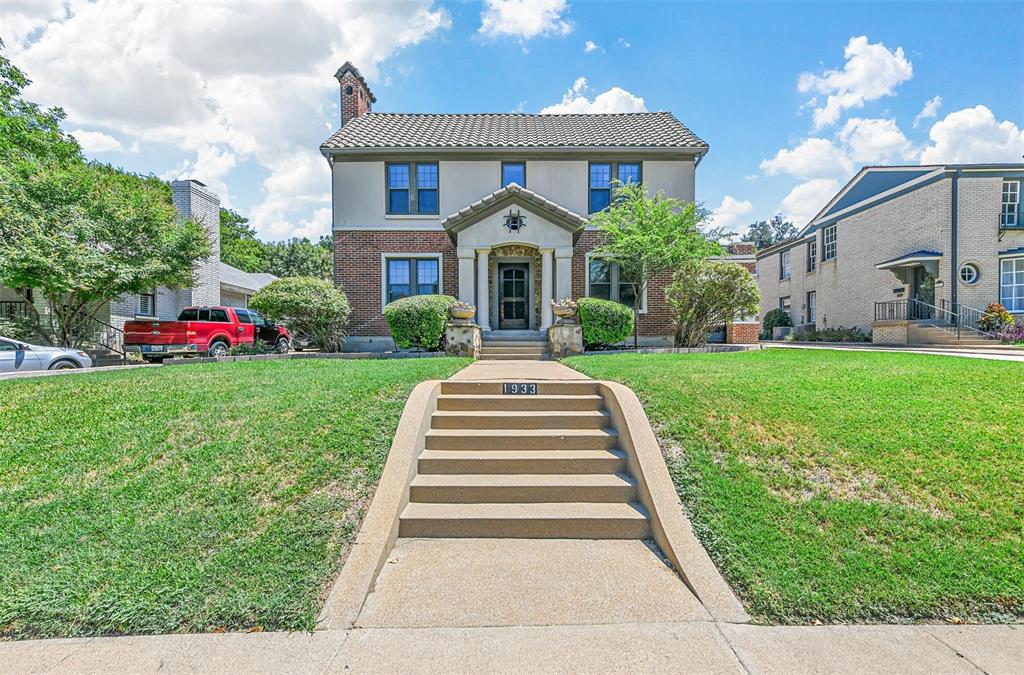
left=0, top=46, right=210, bottom=346
left=264, top=237, right=332, bottom=280
left=219, top=208, right=267, bottom=273
left=249, top=277, right=350, bottom=352
left=665, top=260, right=761, bottom=347
left=746, top=214, right=797, bottom=250
left=589, top=181, right=723, bottom=348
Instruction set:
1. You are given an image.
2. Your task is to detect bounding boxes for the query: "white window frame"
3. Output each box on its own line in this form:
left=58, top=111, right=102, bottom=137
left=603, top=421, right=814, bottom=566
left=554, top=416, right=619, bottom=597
left=584, top=252, right=647, bottom=313
left=959, top=262, right=980, bottom=286
left=807, top=239, right=817, bottom=272
left=822, top=225, right=837, bottom=261
left=1002, top=180, right=1020, bottom=228
left=1000, top=257, right=1024, bottom=312
left=806, top=291, right=816, bottom=325
left=380, top=253, right=443, bottom=311
left=779, top=296, right=792, bottom=320
left=138, top=290, right=156, bottom=317
left=780, top=250, right=791, bottom=279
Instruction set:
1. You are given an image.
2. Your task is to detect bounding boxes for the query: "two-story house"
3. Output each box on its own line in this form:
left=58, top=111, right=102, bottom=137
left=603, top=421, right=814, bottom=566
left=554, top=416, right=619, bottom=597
left=755, top=164, right=1024, bottom=344
left=322, top=63, right=756, bottom=351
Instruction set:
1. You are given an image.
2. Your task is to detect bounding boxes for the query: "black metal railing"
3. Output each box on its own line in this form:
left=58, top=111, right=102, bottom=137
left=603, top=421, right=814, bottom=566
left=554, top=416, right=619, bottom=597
left=875, top=299, right=907, bottom=321
left=0, top=300, right=28, bottom=319
left=78, top=315, right=126, bottom=356
left=877, top=298, right=995, bottom=341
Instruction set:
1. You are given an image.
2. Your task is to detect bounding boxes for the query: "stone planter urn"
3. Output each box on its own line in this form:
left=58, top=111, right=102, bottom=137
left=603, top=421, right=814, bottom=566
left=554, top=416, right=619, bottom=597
left=550, top=299, right=579, bottom=323
left=449, top=304, right=476, bottom=321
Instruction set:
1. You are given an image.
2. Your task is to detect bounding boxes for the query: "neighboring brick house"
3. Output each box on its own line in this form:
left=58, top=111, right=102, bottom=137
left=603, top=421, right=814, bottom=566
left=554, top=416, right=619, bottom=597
left=755, top=164, right=1024, bottom=343
left=0, top=179, right=276, bottom=352
left=322, top=62, right=756, bottom=351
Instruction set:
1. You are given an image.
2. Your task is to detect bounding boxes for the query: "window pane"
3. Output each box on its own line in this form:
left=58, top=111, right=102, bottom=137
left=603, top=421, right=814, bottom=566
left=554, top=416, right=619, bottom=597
left=589, top=258, right=610, bottom=284
left=502, top=162, right=525, bottom=187
left=590, top=163, right=611, bottom=188
left=198, top=308, right=211, bottom=321
left=619, top=284, right=637, bottom=309
left=388, top=285, right=410, bottom=303
left=387, top=164, right=409, bottom=188
left=178, top=308, right=198, bottom=321
left=590, top=283, right=612, bottom=300
left=417, top=188, right=438, bottom=214
left=389, top=259, right=410, bottom=285
left=389, top=189, right=409, bottom=214
left=210, top=309, right=229, bottom=322
left=236, top=310, right=253, bottom=324
left=617, top=163, right=640, bottom=184
left=590, top=189, right=610, bottom=212
left=416, top=163, right=438, bottom=188
left=416, top=259, right=438, bottom=294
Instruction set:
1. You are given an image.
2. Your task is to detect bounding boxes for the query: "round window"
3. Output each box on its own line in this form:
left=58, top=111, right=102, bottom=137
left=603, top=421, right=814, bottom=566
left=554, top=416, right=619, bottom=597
left=959, top=263, right=980, bottom=285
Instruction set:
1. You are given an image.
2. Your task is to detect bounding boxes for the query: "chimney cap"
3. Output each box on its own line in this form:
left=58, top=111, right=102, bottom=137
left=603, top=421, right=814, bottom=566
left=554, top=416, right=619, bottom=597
left=334, top=61, right=376, bottom=103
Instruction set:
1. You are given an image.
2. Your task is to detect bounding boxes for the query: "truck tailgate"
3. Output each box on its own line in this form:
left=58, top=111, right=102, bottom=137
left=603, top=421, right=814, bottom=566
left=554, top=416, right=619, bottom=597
left=123, top=320, right=190, bottom=345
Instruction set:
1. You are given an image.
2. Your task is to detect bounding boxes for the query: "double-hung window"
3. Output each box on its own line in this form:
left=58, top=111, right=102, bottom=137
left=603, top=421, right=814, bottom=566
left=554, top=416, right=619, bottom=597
left=501, top=162, right=526, bottom=188
left=779, top=296, right=792, bottom=320
left=1001, top=258, right=1024, bottom=312
left=1002, top=180, right=1021, bottom=228
left=806, top=291, right=817, bottom=325
left=780, top=250, right=791, bottom=279
left=589, top=162, right=641, bottom=213
left=807, top=239, right=817, bottom=272
left=385, top=257, right=440, bottom=305
left=588, top=256, right=643, bottom=311
left=138, top=290, right=156, bottom=317
left=822, top=225, right=837, bottom=261
left=386, top=162, right=439, bottom=215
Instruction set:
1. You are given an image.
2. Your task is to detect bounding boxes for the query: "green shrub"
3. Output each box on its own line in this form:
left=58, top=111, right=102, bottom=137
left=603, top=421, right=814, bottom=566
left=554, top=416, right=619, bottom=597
left=228, top=341, right=273, bottom=356
left=249, top=277, right=350, bottom=352
left=786, top=326, right=870, bottom=343
left=760, top=308, right=793, bottom=339
left=578, top=297, right=634, bottom=348
left=383, top=294, right=459, bottom=351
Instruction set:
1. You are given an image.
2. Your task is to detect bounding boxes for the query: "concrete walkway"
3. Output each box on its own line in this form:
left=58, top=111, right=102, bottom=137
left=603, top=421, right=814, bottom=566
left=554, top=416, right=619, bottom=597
left=447, top=358, right=589, bottom=380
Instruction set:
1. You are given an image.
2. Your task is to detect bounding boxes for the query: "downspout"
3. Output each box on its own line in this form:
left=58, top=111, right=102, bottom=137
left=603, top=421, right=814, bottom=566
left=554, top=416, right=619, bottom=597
left=950, top=169, right=960, bottom=309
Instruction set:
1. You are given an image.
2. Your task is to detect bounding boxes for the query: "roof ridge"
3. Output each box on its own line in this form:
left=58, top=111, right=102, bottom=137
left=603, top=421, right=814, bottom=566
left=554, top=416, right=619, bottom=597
left=357, top=111, right=675, bottom=117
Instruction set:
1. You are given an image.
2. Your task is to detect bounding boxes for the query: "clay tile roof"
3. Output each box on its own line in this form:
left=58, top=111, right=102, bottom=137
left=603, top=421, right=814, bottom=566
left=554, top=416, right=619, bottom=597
left=321, top=112, right=707, bottom=152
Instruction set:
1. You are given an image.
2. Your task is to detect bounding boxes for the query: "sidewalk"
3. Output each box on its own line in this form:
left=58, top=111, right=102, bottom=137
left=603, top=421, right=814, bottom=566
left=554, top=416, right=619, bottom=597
left=765, top=341, right=1024, bottom=362
left=3, top=622, right=1020, bottom=674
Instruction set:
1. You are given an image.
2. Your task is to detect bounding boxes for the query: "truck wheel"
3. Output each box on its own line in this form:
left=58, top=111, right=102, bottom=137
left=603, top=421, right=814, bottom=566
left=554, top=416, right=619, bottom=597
left=209, top=341, right=229, bottom=358
left=274, top=337, right=290, bottom=354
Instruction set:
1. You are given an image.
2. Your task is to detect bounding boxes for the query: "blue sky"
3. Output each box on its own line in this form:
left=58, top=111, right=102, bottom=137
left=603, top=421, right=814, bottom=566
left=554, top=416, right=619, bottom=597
left=3, top=1, right=1022, bottom=240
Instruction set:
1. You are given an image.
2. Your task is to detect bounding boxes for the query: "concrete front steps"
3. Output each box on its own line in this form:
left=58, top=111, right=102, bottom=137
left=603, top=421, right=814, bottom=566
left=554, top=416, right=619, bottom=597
left=399, top=380, right=650, bottom=539
left=908, top=324, right=999, bottom=347
left=479, top=332, right=550, bottom=361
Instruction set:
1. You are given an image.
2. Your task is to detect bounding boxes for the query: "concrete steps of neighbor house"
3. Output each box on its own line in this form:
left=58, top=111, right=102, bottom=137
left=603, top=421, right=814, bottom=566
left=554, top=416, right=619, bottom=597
left=401, top=378, right=651, bottom=539
left=398, top=502, right=650, bottom=539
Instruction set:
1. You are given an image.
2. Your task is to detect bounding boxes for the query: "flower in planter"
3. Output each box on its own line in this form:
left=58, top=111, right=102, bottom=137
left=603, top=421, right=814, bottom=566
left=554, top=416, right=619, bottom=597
left=550, top=298, right=578, bottom=314
left=449, top=301, right=477, bottom=321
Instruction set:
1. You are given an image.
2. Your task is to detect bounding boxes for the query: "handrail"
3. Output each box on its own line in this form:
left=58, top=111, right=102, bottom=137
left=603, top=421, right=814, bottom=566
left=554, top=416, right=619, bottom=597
left=79, top=314, right=126, bottom=356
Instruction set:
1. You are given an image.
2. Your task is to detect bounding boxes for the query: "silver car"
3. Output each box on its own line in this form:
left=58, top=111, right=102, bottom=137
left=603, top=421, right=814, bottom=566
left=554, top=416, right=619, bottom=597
left=0, top=337, right=94, bottom=374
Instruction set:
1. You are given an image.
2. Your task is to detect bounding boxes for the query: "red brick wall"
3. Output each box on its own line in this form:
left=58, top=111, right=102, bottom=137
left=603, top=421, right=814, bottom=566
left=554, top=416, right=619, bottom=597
left=339, top=72, right=371, bottom=126
left=333, top=231, right=457, bottom=336
left=726, top=323, right=759, bottom=344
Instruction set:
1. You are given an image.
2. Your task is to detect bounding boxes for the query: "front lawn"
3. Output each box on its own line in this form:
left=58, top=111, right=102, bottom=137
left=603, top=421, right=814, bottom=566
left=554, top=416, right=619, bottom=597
left=0, top=357, right=468, bottom=639
left=565, top=349, right=1024, bottom=623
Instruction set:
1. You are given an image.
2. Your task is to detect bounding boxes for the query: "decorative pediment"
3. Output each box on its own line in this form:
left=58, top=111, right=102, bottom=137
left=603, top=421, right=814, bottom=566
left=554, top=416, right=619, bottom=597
left=441, top=183, right=586, bottom=244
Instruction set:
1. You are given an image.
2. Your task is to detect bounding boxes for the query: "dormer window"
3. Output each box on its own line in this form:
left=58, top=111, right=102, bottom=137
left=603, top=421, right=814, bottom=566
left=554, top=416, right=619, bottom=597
left=502, top=162, right=526, bottom=188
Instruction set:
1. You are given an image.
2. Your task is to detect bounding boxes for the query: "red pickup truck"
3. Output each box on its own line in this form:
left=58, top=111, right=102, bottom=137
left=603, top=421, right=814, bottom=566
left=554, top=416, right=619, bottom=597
left=123, top=306, right=291, bottom=362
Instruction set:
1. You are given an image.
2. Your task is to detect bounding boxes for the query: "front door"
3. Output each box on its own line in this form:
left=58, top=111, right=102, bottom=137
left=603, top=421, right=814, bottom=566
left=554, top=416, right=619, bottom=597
left=911, top=266, right=936, bottom=320
left=498, top=263, right=529, bottom=329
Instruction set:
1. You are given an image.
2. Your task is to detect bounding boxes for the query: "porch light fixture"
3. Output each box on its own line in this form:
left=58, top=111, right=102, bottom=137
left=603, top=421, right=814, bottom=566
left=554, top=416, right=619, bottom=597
left=503, top=209, right=526, bottom=233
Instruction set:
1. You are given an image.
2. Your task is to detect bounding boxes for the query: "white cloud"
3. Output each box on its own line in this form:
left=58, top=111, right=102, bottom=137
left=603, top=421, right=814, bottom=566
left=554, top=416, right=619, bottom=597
left=69, top=129, right=125, bottom=154
left=780, top=178, right=840, bottom=227
left=760, top=138, right=853, bottom=179
left=248, top=150, right=331, bottom=240
left=708, top=196, right=754, bottom=233
left=0, top=0, right=451, bottom=239
left=540, top=77, right=646, bottom=114
left=838, top=117, right=914, bottom=164
left=919, top=105, right=1024, bottom=164
left=913, top=95, right=942, bottom=128
left=584, top=40, right=599, bottom=53
left=798, top=36, right=913, bottom=129
left=478, top=0, right=571, bottom=40
left=616, top=37, right=631, bottom=48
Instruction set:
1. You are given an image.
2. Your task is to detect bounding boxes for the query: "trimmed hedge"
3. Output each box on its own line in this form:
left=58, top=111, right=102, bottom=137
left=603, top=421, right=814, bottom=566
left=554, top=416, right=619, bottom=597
left=578, top=297, right=634, bottom=348
left=383, top=294, right=459, bottom=351
left=760, top=308, right=793, bottom=339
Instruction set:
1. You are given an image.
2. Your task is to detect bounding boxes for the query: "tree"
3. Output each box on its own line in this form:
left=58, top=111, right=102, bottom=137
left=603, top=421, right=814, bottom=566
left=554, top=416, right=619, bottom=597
left=589, top=181, right=723, bottom=348
left=219, top=208, right=267, bottom=273
left=264, top=237, right=332, bottom=280
left=249, top=277, right=350, bottom=352
left=746, top=214, right=798, bottom=250
left=665, top=260, right=761, bottom=347
left=0, top=46, right=210, bottom=347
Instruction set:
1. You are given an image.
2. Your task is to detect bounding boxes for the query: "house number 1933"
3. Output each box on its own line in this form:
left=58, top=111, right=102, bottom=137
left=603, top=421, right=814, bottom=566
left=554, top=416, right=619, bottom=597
left=502, top=383, right=538, bottom=395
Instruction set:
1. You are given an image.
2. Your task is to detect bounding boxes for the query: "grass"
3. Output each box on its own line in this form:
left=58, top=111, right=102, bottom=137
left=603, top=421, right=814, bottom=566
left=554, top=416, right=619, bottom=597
left=564, top=349, right=1024, bottom=624
left=0, top=357, right=468, bottom=639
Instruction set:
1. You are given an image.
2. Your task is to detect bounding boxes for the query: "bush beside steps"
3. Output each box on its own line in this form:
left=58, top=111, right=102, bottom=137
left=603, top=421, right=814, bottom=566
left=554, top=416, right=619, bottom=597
left=383, top=294, right=459, bottom=351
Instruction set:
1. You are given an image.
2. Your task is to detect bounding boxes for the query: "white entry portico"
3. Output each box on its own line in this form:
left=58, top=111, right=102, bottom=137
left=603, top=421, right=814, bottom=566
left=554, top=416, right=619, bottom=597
left=444, top=183, right=585, bottom=333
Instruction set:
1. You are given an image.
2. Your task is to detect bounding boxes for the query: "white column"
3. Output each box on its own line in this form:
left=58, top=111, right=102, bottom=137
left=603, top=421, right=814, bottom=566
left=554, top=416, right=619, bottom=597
left=555, top=247, right=573, bottom=305
left=457, top=248, right=475, bottom=305
left=540, top=248, right=554, bottom=331
left=476, top=249, right=491, bottom=331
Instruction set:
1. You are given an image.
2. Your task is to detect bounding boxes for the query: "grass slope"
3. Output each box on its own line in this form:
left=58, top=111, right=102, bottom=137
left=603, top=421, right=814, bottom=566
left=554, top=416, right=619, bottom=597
left=0, top=358, right=468, bottom=638
left=565, top=349, right=1023, bottom=623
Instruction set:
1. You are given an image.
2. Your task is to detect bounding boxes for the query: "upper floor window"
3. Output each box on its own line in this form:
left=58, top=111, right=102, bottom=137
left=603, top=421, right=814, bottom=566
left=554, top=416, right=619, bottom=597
left=822, top=225, right=837, bottom=261
left=385, top=256, right=440, bottom=305
left=1002, top=180, right=1021, bottom=228
left=780, top=250, right=791, bottom=279
left=589, top=162, right=642, bottom=213
left=587, top=256, right=645, bottom=311
left=386, top=162, right=439, bottom=215
left=502, top=162, right=526, bottom=188
left=807, top=239, right=817, bottom=272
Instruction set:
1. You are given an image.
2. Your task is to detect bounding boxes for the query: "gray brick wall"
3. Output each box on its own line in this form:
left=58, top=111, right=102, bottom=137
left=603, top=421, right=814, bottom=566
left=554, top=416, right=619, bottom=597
left=172, top=180, right=221, bottom=307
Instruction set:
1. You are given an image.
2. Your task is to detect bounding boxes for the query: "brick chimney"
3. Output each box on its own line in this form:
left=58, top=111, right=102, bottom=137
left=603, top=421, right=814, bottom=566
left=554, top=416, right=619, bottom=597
left=334, top=62, right=375, bottom=127
left=171, top=179, right=221, bottom=307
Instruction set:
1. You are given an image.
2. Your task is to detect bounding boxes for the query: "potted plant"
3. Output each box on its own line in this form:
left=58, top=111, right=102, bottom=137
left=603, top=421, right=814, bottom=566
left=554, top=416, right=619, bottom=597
left=449, top=300, right=476, bottom=321
left=551, top=298, right=579, bottom=322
